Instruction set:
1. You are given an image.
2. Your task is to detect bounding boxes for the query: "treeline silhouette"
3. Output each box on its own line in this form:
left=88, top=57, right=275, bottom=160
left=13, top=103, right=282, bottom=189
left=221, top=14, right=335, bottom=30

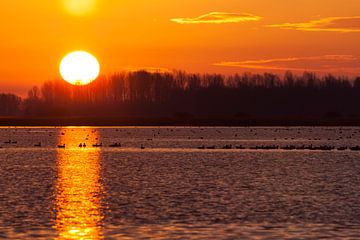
left=2, top=70, right=360, bottom=119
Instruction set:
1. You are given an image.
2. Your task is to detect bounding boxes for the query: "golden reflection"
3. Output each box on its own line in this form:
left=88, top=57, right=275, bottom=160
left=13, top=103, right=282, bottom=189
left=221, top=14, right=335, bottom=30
left=55, top=128, right=103, bottom=240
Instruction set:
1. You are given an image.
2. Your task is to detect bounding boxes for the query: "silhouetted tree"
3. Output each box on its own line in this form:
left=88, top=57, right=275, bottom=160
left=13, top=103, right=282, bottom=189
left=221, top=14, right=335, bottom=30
left=4, top=70, right=359, bottom=119
left=0, top=93, right=21, bottom=116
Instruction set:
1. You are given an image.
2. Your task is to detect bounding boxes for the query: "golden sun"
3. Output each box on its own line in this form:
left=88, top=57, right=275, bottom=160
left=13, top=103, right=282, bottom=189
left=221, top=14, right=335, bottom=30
left=60, top=51, right=100, bottom=86
left=63, top=0, right=97, bottom=16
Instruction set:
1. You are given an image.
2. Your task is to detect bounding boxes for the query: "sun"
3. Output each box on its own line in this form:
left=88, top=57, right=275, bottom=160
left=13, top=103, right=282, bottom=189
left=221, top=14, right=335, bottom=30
left=63, top=0, right=97, bottom=16
left=60, top=51, right=100, bottom=86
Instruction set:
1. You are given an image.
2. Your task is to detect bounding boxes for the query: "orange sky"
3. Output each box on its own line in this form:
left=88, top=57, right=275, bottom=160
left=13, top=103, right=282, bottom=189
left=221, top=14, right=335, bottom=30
left=0, top=0, right=360, bottom=94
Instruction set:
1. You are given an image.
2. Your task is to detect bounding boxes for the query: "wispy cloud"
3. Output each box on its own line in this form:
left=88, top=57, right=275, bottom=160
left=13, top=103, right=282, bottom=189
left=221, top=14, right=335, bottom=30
left=171, top=12, right=261, bottom=24
left=214, top=55, right=360, bottom=74
left=269, top=16, right=360, bottom=33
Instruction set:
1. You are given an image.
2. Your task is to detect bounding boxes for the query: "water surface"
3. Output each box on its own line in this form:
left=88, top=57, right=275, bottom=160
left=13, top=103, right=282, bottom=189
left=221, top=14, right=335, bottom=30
left=0, top=127, right=359, bottom=239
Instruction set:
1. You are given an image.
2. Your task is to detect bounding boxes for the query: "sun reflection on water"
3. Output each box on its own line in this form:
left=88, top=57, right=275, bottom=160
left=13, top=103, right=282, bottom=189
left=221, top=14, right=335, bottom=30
left=55, top=128, right=103, bottom=239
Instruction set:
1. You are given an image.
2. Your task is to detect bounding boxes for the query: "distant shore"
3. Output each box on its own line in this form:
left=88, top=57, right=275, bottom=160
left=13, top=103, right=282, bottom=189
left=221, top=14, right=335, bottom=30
left=0, top=116, right=360, bottom=127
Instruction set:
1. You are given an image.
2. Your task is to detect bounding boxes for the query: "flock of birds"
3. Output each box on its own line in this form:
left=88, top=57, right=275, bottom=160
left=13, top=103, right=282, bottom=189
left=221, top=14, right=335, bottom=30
left=55, top=142, right=145, bottom=149
left=1, top=127, right=360, bottom=151
left=196, top=144, right=360, bottom=151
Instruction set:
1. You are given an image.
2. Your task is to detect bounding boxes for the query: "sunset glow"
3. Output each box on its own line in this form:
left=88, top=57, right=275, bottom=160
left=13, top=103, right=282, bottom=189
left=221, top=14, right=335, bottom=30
left=0, top=0, right=359, bottom=94
left=0, top=1, right=360, bottom=238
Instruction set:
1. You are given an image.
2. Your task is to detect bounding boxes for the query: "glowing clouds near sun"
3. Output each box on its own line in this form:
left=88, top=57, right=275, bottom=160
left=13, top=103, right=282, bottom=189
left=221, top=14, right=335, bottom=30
left=171, top=12, right=262, bottom=24
left=269, top=16, right=360, bottom=33
left=63, top=0, right=97, bottom=16
left=214, top=55, right=360, bottom=75
left=60, top=51, right=100, bottom=86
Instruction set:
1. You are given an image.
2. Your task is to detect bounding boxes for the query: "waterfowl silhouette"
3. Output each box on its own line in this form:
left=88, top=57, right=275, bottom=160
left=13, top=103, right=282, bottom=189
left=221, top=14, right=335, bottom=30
left=236, top=145, right=246, bottom=149
left=109, top=143, right=121, bottom=148
left=319, top=146, right=335, bottom=151
left=337, top=147, right=348, bottom=151
left=281, top=145, right=296, bottom=150
left=350, top=146, right=360, bottom=151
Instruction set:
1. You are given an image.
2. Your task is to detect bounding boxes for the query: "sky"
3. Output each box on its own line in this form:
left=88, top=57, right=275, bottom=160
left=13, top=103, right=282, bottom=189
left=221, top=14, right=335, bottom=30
left=0, top=0, right=360, bottom=94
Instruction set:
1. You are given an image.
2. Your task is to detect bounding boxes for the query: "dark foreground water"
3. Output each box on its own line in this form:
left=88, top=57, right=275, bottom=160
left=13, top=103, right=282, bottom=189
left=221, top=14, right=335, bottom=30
left=0, top=127, right=359, bottom=239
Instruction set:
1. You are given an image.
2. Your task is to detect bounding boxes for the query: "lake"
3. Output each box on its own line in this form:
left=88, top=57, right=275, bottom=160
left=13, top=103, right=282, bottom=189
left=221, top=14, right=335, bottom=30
left=0, top=127, right=359, bottom=239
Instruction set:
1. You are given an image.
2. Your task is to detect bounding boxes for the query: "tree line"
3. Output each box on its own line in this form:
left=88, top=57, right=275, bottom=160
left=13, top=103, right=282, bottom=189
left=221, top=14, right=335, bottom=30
left=1, top=70, right=360, bottom=118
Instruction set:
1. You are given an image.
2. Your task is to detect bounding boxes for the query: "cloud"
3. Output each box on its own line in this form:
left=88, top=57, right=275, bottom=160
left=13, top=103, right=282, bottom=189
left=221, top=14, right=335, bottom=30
left=171, top=12, right=261, bottom=24
left=214, top=55, right=360, bottom=74
left=269, top=16, right=360, bottom=33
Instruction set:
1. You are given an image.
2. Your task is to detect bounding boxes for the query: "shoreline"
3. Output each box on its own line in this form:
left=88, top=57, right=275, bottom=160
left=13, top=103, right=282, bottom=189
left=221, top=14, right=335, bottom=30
left=0, top=116, right=360, bottom=127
